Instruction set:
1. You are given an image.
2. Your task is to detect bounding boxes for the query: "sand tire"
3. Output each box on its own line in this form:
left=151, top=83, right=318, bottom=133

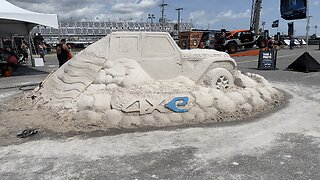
left=201, top=68, right=234, bottom=89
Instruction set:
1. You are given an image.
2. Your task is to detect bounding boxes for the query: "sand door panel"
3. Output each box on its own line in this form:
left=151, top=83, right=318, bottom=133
left=140, top=34, right=182, bottom=80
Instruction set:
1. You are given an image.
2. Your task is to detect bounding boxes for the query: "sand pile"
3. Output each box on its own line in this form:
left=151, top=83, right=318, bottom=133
left=26, top=35, right=284, bottom=130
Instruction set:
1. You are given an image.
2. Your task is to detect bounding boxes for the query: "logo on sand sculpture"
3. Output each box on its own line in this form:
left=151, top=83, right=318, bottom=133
left=121, top=97, right=189, bottom=115
left=165, top=97, right=189, bottom=113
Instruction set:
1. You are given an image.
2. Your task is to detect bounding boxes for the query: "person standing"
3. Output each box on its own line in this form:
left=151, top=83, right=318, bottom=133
left=56, top=39, right=70, bottom=67
left=199, top=41, right=205, bottom=49
left=289, top=35, right=294, bottom=50
left=20, top=41, right=29, bottom=64
left=267, top=37, right=275, bottom=50
left=6, top=48, right=18, bottom=66
left=38, top=41, right=47, bottom=62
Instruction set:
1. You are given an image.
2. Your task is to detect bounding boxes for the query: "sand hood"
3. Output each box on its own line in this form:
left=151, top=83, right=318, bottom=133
left=181, top=49, right=234, bottom=62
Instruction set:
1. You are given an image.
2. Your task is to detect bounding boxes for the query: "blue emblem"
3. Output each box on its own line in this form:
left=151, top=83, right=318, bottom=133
left=165, top=97, right=189, bottom=113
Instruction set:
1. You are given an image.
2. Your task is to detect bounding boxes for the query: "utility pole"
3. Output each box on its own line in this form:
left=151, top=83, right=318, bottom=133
left=175, top=8, right=183, bottom=33
left=160, top=0, right=167, bottom=32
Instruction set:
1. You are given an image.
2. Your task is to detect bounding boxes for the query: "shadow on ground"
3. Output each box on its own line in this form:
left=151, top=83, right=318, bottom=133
left=12, top=66, right=49, bottom=76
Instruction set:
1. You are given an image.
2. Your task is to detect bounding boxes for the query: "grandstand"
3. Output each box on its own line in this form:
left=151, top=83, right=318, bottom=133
left=32, top=21, right=193, bottom=46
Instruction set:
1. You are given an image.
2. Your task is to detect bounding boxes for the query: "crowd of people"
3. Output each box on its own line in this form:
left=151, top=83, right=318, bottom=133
left=0, top=38, right=72, bottom=72
left=1, top=47, right=19, bottom=65
left=0, top=40, right=50, bottom=77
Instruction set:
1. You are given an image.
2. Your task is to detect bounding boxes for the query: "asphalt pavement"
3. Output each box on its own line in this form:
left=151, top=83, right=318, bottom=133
left=0, top=53, right=59, bottom=102
left=0, top=46, right=320, bottom=179
left=235, top=46, right=320, bottom=86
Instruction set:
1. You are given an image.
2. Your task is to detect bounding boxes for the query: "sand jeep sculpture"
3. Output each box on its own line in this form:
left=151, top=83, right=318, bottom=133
left=33, top=32, right=283, bottom=129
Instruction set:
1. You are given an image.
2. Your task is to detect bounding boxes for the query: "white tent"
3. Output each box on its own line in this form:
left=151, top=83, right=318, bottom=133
left=0, top=0, right=58, bottom=38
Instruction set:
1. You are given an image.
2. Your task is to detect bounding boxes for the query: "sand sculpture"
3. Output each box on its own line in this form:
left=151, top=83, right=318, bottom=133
left=32, top=32, right=283, bottom=129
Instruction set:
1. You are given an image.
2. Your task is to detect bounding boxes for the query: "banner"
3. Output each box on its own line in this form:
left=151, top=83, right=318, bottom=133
left=280, top=0, right=307, bottom=20
left=288, top=22, right=294, bottom=36
left=272, top=20, right=279, bottom=28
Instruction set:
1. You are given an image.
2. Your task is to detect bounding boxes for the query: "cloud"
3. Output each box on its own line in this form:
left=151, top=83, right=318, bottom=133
left=189, top=9, right=251, bottom=27
left=189, top=10, right=219, bottom=26
left=216, top=9, right=251, bottom=19
left=112, top=0, right=159, bottom=13
left=6, top=0, right=160, bottom=21
left=111, top=0, right=159, bottom=19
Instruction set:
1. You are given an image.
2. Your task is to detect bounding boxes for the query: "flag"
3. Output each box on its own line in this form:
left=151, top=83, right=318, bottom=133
left=272, top=20, right=279, bottom=28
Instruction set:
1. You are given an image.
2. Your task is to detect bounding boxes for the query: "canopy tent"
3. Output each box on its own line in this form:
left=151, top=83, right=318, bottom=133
left=0, top=0, right=58, bottom=38
left=0, top=0, right=58, bottom=66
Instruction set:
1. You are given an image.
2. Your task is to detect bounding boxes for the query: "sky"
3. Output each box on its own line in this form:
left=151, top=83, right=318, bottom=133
left=6, top=0, right=320, bottom=36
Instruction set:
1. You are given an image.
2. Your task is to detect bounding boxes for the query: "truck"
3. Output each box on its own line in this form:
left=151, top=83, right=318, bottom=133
left=215, top=29, right=267, bottom=54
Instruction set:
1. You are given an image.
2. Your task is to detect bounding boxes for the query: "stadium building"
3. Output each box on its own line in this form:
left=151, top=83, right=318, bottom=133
left=32, top=21, right=193, bottom=47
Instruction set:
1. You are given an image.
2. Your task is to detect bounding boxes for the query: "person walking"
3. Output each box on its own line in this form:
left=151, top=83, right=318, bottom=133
left=56, top=39, right=70, bottom=67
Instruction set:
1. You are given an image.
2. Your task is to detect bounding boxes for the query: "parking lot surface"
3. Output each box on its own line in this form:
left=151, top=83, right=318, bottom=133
left=0, top=47, right=320, bottom=179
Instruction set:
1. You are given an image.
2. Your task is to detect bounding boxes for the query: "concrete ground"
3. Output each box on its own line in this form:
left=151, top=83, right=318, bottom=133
left=0, top=46, right=320, bottom=179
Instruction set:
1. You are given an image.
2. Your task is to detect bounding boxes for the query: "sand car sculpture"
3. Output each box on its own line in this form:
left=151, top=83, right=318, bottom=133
left=34, top=32, right=283, bottom=129
left=43, top=32, right=237, bottom=100
left=108, top=32, right=237, bottom=89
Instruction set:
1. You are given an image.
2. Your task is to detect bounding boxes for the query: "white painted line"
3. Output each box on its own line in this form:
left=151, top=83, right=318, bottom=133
left=302, top=73, right=320, bottom=79
left=46, top=65, right=59, bottom=68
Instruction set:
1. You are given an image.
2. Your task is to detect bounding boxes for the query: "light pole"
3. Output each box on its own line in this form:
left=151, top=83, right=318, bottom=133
left=160, top=0, right=167, bottom=31
left=175, top=8, right=183, bottom=33
left=314, top=25, right=318, bottom=34
left=262, top=21, right=265, bottom=31
left=305, top=0, right=311, bottom=52
left=148, top=14, right=155, bottom=31
left=148, top=14, right=155, bottom=24
left=124, top=17, right=128, bottom=30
